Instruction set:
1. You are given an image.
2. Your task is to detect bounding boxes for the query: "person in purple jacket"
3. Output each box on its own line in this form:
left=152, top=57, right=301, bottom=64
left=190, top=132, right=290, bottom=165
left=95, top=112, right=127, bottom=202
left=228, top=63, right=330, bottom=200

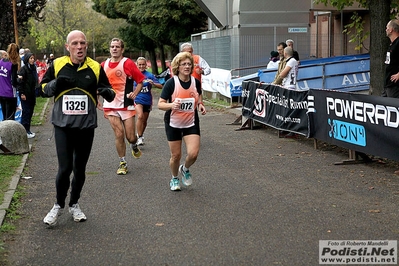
left=0, top=43, right=19, bottom=121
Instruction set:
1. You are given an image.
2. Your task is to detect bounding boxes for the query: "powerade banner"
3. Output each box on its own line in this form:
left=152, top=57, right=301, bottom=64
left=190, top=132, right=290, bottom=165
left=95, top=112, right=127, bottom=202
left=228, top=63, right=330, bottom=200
left=308, top=89, right=399, bottom=161
left=242, top=81, right=309, bottom=136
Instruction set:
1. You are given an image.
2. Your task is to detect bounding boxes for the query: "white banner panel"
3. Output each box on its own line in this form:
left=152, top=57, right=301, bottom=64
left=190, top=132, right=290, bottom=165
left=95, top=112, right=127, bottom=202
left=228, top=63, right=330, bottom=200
left=201, top=68, right=231, bottom=98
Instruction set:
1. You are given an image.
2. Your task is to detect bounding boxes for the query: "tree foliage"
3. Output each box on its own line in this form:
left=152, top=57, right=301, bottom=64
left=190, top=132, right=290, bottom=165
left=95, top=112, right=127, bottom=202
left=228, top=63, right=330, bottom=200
left=28, top=0, right=128, bottom=57
left=92, top=0, right=208, bottom=73
left=0, top=0, right=46, bottom=48
left=119, top=0, right=208, bottom=47
left=342, top=12, right=369, bottom=52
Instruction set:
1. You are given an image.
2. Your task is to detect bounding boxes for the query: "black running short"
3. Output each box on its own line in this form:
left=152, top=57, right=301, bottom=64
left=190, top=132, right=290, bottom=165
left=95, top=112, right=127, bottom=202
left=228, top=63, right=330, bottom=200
left=164, top=120, right=200, bottom=141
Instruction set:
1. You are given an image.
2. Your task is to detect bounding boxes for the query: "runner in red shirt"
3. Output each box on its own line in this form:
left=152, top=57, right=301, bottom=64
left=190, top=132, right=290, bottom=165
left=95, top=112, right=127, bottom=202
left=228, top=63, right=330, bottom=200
left=101, top=38, right=145, bottom=175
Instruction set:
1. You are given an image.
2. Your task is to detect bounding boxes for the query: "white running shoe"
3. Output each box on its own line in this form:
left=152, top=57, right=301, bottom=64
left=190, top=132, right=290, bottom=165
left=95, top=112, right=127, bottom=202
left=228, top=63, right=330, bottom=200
left=43, top=203, right=62, bottom=226
left=137, top=136, right=144, bottom=146
left=69, top=203, right=87, bottom=222
left=27, top=132, right=35, bottom=139
left=179, top=165, right=192, bottom=186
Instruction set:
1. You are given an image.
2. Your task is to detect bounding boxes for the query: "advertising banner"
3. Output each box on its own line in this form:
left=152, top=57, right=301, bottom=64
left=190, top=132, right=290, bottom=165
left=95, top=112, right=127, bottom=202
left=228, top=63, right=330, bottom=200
left=242, top=81, right=309, bottom=136
left=201, top=68, right=231, bottom=98
left=308, top=89, right=399, bottom=161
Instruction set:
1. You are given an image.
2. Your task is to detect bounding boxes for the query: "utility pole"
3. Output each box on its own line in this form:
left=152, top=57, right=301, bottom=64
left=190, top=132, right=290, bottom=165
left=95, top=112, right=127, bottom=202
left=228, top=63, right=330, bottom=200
left=12, top=0, right=19, bottom=46
left=93, top=34, right=96, bottom=59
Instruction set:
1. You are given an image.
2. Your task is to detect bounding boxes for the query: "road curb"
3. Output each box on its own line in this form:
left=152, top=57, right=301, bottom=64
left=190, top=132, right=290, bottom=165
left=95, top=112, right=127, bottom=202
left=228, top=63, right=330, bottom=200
left=0, top=98, right=49, bottom=227
left=0, top=149, right=30, bottom=226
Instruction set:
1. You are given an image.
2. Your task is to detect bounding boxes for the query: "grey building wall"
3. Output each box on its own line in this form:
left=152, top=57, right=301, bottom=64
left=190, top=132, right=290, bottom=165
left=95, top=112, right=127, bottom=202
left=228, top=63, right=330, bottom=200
left=190, top=37, right=232, bottom=72
left=192, top=0, right=312, bottom=77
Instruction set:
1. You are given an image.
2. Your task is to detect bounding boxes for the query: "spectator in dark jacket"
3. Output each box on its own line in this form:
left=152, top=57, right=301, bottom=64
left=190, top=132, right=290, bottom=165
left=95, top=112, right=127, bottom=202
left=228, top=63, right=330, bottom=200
left=17, top=52, right=38, bottom=138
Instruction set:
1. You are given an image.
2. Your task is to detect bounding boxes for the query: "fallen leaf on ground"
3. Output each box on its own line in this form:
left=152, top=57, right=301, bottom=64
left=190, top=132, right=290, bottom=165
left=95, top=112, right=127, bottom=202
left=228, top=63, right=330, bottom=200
left=368, top=210, right=381, bottom=213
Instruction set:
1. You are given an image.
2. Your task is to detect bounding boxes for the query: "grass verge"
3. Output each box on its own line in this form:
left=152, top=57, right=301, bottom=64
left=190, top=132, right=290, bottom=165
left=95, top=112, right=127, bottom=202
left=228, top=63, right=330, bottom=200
left=0, top=186, right=25, bottom=263
left=0, top=187, right=24, bottom=233
left=0, top=97, right=48, bottom=226
left=0, top=97, right=47, bottom=265
left=31, top=97, right=48, bottom=126
left=0, top=155, right=23, bottom=204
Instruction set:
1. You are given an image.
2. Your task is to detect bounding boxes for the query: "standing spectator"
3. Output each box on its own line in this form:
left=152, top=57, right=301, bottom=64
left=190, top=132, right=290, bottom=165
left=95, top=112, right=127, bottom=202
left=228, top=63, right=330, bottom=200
left=8, top=44, right=21, bottom=69
left=17, top=52, right=38, bottom=138
left=276, top=42, right=287, bottom=61
left=19, top=48, right=30, bottom=67
left=280, top=47, right=299, bottom=89
left=383, top=19, right=399, bottom=98
left=272, top=42, right=288, bottom=85
left=135, top=57, right=163, bottom=145
left=19, top=48, right=25, bottom=67
left=180, top=42, right=211, bottom=81
left=0, top=50, right=8, bottom=60
left=158, top=52, right=207, bottom=191
left=286, top=39, right=300, bottom=63
left=383, top=19, right=399, bottom=175
left=267, top=50, right=280, bottom=69
left=0, top=43, right=19, bottom=121
left=40, top=30, right=115, bottom=226
left=47, top=53, right=55, bottom=67
left=156, top=62, right=172, bottom=85
left=101, top=38, right=145, bottom=175
left=273, top=46, right=299, bottom=139
left=35, top=59, right=47, bottom=84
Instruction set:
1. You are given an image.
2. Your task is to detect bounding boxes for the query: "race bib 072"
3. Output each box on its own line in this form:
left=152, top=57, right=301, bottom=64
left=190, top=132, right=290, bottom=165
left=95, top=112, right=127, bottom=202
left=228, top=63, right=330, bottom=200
left=177, top=98, right=195, bottom=113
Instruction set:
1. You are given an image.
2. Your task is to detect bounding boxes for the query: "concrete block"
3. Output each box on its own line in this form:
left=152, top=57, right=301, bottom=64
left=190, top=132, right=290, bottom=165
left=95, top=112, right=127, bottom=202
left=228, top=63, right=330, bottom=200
left=0, top=120, right=29, bottom=154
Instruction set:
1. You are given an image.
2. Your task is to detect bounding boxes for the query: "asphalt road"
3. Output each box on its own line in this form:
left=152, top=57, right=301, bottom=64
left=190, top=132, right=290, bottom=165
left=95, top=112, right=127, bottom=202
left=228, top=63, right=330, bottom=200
left=1, top=97, right=399, bottom=266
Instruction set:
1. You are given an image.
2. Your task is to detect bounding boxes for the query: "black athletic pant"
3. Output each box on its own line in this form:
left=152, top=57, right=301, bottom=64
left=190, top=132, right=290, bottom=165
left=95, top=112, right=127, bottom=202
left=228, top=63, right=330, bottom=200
left=382, top=85, right=399, bottom=98
left=54, top=126, right=95, bottom=208
left=20, top=98, right=36, bottom=133
left=0, top=97, right=17, bottom=120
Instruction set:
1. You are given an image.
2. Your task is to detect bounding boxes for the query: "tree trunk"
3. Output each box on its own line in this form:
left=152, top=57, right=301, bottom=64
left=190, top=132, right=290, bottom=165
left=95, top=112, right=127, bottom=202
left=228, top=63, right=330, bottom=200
left=171, top=46, right=179, bottom=58
left=159, top=45, right=167, bottom=71
left=368, top=0, right=391, bottom=95
left=148, top=48, right=158, bottom=75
